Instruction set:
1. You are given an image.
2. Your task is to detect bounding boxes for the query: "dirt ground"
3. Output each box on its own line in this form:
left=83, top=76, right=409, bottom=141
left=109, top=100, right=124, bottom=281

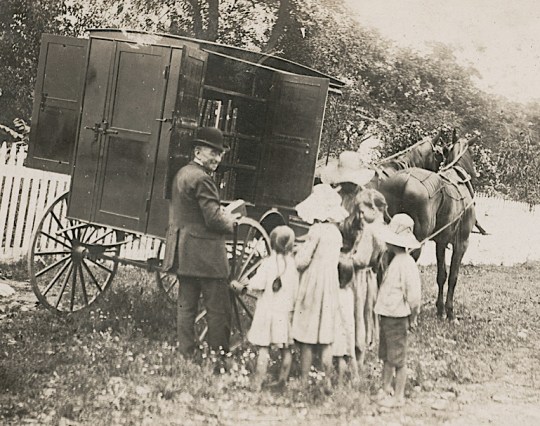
left=1, top=276, right=539, bottom=425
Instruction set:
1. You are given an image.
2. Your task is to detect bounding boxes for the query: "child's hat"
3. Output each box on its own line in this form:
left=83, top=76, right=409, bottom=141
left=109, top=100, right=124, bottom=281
left=295, top=184, right=349, bottom=224
left=270, top=226, right=295, bottom=254
left=319, top=151, right=375, bottom=187
left=381, top=213, right=421, bottom=249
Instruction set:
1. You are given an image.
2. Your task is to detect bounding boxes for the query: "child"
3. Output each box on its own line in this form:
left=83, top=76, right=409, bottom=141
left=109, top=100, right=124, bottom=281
left=347, top=189, right=388, bottom=366
left=241, top=225, right=299, bottom=391
left=374, top=213, right=422, bottom=408
left=332, top=268, right=358, bottom=382
left=292, top=184, right=349, bottom=384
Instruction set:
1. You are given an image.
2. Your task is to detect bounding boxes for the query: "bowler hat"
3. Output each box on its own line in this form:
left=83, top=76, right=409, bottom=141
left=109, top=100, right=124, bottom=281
left=192, top=127, right=228, bottom=152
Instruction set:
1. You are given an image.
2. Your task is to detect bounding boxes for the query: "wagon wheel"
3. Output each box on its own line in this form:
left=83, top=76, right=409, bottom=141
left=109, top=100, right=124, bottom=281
left=28, top=192, right=121, bottom=314
left=154, top=217, right=271, bottom=349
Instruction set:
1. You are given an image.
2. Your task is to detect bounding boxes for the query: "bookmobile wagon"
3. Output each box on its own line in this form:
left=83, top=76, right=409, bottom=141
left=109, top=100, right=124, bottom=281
left=25, top=29, right=344, bottom=347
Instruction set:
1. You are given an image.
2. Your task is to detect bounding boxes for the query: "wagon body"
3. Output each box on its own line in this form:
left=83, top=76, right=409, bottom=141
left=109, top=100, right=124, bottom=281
left=25, top=29, right=343, bottom=327
left=26, top=29, right=343, bottom=239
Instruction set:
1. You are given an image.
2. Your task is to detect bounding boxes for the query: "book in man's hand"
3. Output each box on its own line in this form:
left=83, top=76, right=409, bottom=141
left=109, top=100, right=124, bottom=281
left=223, top=199, right=247, bottom=217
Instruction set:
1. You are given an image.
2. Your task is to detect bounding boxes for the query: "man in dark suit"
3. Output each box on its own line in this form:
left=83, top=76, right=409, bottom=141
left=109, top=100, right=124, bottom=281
left=162, top=127, right=237, bottom=357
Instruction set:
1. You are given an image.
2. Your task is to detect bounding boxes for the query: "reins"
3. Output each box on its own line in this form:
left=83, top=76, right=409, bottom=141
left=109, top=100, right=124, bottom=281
left=416, top=198, right=475, bottom=247
left=440, top=145, right=468, bottom=171
left=376, top=138, right=434, bottom=165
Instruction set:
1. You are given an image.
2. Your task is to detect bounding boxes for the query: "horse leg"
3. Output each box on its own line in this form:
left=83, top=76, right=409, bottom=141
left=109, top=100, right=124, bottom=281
left=435, top=242, right=447, bottom=318
left=446, top=239, right=469, bottom=322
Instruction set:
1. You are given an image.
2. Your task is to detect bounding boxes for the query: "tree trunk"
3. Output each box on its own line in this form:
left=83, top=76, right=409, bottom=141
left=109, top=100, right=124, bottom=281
left=205, top=0, right=219, bottom=41
left=262, top=0, right=291, bottom=53
left=187, top=0, right=204, bottom=39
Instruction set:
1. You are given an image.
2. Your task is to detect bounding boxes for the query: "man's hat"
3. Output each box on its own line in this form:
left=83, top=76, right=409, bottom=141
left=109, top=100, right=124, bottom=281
left=192, top=127, right=228, bottom=152
left=380, top=213, right=421, bottom=249
left=320, top=151, right=375, bottom=187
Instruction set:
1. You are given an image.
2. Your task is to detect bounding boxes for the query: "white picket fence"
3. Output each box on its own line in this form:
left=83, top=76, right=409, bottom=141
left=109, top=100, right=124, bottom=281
left=2, top=141, right=540, bottom=265
left=0, top=142, right=162, bottom=263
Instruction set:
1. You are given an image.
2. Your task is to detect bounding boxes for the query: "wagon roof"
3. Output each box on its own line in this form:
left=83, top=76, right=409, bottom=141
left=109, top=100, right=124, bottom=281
left=89, top=28, right=346, bottom=90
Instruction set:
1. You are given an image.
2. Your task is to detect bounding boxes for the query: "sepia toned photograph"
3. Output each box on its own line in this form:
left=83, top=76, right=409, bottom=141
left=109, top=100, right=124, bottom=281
left=1, top=1, right=539, bottom=424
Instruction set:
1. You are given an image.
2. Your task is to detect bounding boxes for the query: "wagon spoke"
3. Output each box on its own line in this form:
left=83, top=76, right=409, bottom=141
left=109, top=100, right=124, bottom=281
left=54, top=264, right=73, bottom=309
left=83, top=226, right=98, bottom=243
left=85, top=257, right=113, bottom=274
left=239, top=257, right=263, bottom=281
left=199, top=326, right=208, bottom=342
left=35, top=250, right=71, bottom=256
left=49, top=211, right=73, bottom=240
left=40, top=231, right=72, bottom=250
left=90, top=230, right=115, bottom=245
left=81, top=260, right=104, bottom=293
left=70, top=264, right=78, bottom=312
left=78, top=263, right=89, bottom=306
left=42, top=259, right=71, bottom=296
left=196, top=309, right=207, bottom=323
left=35, top=255, right=70, bottom=278
left=234, top=293, right=253, bottom=320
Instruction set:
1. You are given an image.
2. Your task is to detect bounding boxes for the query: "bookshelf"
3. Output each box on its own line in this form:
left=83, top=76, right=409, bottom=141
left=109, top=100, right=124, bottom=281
left=199, top=83, right=267, bottom=202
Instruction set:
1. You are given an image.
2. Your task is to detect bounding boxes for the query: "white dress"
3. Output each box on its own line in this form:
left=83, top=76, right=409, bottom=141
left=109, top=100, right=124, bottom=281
left=292, top=222, right=343, bottom=345
left=247, top=252, right=299, bottom=347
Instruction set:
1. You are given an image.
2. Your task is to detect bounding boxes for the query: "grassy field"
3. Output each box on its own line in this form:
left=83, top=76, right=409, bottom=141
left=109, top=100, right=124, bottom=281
left=1, top=262, right=539, bottom=425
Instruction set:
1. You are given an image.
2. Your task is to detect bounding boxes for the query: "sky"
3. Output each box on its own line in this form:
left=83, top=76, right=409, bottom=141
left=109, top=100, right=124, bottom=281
left=344, top=0, right=540, bottom=103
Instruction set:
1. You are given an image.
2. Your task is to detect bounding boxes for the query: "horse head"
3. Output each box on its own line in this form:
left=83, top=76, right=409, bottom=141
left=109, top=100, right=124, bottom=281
left=442, top=133, right=478, bottom=178
left=407, top=130, right=445, bottom=171
left=379, top=129, right=444, bottom=174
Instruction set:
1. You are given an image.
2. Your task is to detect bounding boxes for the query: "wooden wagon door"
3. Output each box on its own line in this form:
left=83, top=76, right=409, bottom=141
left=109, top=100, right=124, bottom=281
left=69, top=40, right=172, bottom=233
left=255, top=74, right=329, bottom=208
left=145, top=46, right=208, bottom=238
left=26, top=35, right=87, bottom=174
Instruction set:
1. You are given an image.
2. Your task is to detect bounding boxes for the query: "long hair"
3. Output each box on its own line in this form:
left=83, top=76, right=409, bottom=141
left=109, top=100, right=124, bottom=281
left=340, top=188, right=388, bottom=251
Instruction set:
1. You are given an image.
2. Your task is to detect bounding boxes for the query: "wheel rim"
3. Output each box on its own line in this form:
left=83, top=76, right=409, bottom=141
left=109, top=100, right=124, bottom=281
left=28, top=192, right=120, bottom=313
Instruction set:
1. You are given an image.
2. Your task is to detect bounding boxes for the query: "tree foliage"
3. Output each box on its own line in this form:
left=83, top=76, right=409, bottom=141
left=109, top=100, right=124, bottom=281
left=1, top=0, right=540, bottom=202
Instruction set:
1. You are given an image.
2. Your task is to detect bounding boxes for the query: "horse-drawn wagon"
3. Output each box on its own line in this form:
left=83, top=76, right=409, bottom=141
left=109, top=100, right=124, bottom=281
left=25, top=29, right=344, bottom=345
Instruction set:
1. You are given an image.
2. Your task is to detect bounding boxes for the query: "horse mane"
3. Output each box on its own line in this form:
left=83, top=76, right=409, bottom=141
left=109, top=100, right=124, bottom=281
left=441, top=136, right=477, bottom=178
left=380, top=131, right=443, bottom=173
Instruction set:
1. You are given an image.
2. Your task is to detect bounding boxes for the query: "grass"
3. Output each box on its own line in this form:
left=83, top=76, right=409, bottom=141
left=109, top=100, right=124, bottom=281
left=1, top=262, right=539, bottom=424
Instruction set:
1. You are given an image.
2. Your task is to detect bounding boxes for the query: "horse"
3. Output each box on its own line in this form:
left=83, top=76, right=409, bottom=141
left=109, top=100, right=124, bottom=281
left=368, top=131, right=445, bottom=188
left=378, top=135, right=478, bottom=321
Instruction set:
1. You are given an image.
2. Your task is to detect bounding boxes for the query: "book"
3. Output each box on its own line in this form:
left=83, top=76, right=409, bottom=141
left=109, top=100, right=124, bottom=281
left=223, top=199, right=246, bottom=216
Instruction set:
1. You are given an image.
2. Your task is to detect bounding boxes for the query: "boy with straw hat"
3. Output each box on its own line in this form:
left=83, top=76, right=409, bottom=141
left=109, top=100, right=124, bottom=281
left=374, top=213, right=422, bottom=408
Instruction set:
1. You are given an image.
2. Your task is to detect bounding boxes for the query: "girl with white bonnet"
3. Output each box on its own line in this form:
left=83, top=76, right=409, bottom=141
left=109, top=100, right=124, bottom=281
left=292, top=184, right=348, bottom=386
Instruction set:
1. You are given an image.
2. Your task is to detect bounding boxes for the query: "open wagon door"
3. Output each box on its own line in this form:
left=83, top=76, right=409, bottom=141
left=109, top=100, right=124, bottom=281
left=146, top=46, right=208, bottom=238
left=26, top=35, right=88, bottom=174
left=255, top=73, right=329, bottom=208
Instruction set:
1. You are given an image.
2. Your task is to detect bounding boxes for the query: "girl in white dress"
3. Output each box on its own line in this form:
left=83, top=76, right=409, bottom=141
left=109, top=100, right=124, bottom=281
left=292, top=184, right=349, bottom=383
left=242, top=226, right=299, bottom=390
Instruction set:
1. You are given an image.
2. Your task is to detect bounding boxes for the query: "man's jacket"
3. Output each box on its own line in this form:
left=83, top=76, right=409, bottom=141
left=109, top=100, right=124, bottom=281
left=163, top=162, right=233, bottom=278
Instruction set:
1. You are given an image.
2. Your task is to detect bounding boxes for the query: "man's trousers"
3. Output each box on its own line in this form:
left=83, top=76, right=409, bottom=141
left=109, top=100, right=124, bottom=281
left=177, top=276, right=232, bottom=356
